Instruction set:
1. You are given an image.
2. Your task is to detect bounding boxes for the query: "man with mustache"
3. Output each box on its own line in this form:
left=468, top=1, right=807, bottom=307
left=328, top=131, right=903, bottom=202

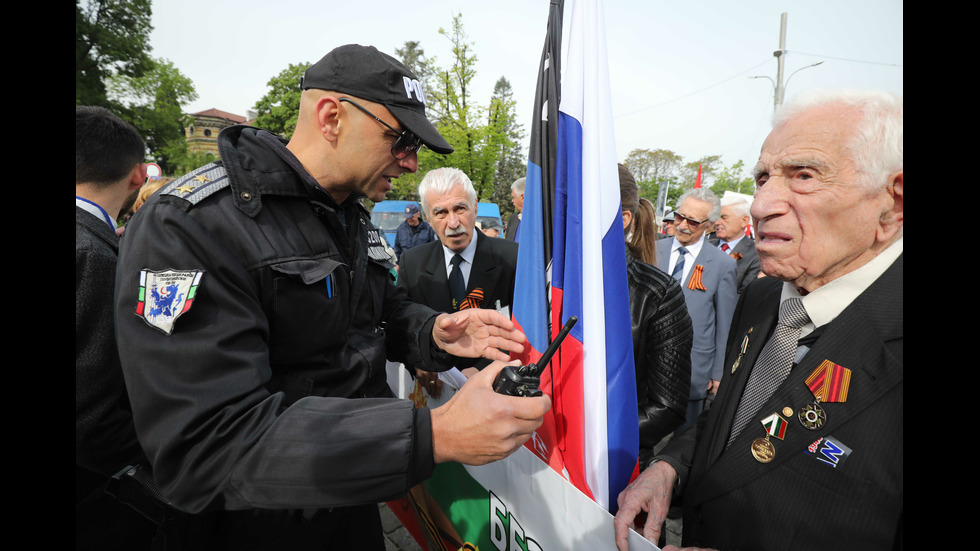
left=655, top=188, right=738, bottom=433
left=398, top=167, right=519, bottom=395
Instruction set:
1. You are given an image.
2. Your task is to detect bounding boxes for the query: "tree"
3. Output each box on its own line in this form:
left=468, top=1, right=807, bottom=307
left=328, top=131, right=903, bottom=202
left=680, top=155, right=724, bottom=189
left=76, top=0, right=154, bottom=108
left=623, top=148, right=684, bottom=209
left=393, top=14, right=515, bottom=205
left=108, top=58, right=198, bottom=174
left=709, top=159, right=755, bottom=197
left=252, top=62, right=311, bottom=139
left=489, top=77, right=527, bottom=220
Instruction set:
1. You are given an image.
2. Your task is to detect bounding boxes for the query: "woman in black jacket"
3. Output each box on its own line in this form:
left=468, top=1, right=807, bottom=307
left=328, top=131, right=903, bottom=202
left=619, top=164, right=694, bottom=467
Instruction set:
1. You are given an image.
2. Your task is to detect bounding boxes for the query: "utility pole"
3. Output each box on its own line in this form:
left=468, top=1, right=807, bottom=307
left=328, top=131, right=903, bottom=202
left=773, top=12, right=787, bottom=111
left=750, top=12, right=823, bottom=113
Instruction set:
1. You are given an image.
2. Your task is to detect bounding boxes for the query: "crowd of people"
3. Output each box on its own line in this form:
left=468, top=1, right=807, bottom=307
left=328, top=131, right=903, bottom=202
left=77, top=42, right=902, bottom=551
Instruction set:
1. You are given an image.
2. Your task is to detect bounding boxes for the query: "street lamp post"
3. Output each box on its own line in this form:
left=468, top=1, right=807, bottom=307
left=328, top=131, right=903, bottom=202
left=750, top=12, right=824, bottom=112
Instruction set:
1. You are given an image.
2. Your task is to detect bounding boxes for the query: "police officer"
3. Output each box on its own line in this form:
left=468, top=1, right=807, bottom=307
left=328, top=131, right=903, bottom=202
left=115, top=44, right=549, bottom=549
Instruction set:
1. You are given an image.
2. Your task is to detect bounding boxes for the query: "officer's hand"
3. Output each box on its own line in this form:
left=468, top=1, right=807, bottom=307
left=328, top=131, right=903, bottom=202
left=430, top=360, right=550, bottom=465
left=432, top=310, right=526, bottom=361
left=613, top=461, right=678, bottom=551
left=416, top=368, right=443, bottom=398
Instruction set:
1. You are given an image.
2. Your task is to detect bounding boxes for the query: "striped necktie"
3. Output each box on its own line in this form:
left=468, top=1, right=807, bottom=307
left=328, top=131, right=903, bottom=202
left=671, top=247, right=688, bottom=282
left=727, top=298, right=810, bottom=446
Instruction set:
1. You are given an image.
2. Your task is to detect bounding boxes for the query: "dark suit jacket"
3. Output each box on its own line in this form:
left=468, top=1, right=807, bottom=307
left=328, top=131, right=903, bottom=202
left=76, top=207, right=157, bottom=546
left=715, top=236, right=762, bottom=294
left=662, top=254, right=903, bottom=550
left=505, top=211, right=521, bottom=241
left=656, top=238, right=737, bottom=399
left=398, top=232, right=518, bottom=316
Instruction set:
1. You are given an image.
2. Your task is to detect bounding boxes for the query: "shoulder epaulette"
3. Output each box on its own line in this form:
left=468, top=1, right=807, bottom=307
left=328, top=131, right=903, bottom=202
left=160, top=162, right=230, bottom=206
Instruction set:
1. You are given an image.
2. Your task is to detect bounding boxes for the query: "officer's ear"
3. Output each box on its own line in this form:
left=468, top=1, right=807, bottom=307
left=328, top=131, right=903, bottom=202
left=314, top=94, right=342, bottom=144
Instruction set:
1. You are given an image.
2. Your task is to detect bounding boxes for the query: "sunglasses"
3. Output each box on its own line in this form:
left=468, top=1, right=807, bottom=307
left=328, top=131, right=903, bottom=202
left=674, top=212, right=708, bottom=227
left=339, top=98, right=423, bottom=160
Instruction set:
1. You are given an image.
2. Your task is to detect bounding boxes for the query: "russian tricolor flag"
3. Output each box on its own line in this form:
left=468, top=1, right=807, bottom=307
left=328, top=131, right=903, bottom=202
left=513, top=0, right=639, bottom=514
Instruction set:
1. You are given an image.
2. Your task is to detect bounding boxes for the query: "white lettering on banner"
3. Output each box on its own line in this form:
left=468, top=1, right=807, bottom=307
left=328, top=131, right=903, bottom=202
left=402, top=76, right=427, bottom=104
left=489, top=490, right=543, bottom=551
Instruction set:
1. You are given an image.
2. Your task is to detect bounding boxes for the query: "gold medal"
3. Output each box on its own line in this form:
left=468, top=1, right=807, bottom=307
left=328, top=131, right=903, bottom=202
left=751, top=437, right=776, bottom=463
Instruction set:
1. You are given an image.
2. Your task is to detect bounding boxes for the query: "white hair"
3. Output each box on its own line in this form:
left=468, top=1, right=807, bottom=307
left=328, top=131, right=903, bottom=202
left=774, top=89, right=903, bottom=191
left=511, top=177, right=526, bottom=193
left=720, top=198, right=751, bottom=218
left=418, top=167, right=477, bottom=215
left=678, top=187, right=722, bottom=222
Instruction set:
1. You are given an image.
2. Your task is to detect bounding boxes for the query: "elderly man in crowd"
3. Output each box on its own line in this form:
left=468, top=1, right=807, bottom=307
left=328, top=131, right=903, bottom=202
left=614, top=89, right=903, bottom=551
left=398, top=167, right=519, bottom=395
left=711, top=198, right=762, bottom=293
left=656, top=188, right=738, bottom=432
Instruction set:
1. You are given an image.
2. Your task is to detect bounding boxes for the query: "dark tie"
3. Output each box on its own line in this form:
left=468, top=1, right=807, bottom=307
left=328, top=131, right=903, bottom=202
left=671, top=247, right=688, bottom=282
left=727, top=298, right=810, bottom=446
left=449, top=253, right=465, bottom=310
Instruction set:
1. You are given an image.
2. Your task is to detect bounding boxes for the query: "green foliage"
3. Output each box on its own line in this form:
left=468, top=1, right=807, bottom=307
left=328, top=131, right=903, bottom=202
left=393, top=14, right=523, bottom=209
left=76, top=0, right=154, bottom=108
left=709, top=159, right=755, bottom=197
left=681, top=155, right=724, bottom=188
left=252, top=62, right=311, bottom=139
left=160, top=139, right=215, bottom=177
left=108, top=58, right=198, bottom=174
left=623, top=148, right=752, bottom=212
left=490, top=77, right=527, bottom=220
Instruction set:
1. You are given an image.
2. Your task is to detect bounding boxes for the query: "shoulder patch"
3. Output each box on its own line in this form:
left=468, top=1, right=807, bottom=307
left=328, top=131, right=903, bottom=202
left=135, top=269, right=204, bottom=335
left=160, top=162, right=230, bottom=206
left=367, top=228, right=396, bottom=267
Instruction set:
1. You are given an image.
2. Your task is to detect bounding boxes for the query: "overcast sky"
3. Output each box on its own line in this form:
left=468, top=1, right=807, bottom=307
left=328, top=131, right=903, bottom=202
left=147, top=0, right=902, bottom=178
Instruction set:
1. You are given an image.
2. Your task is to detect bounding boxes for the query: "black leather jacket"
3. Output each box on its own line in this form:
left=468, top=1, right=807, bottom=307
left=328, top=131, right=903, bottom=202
left=627, top=252, right=693, bottom=467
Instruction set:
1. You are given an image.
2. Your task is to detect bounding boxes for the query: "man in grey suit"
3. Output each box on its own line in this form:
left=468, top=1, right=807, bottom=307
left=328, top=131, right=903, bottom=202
left=713, top=198, right=762, bottom=293
left=656, top=188, right=738, bottom=433
left=615, top=90, right=903, bottom=551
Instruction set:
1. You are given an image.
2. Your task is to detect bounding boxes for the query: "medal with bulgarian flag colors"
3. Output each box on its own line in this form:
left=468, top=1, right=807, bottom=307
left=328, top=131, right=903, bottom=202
left=751, top=412, right=789, bottom=463
left=799, top=360, right=852, bottom=430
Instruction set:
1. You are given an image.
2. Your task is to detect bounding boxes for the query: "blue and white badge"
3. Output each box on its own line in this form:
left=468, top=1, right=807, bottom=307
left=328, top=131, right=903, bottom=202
left=136, top=269, right=204, bottom=335
left=805, top=436, right=853, bottom=468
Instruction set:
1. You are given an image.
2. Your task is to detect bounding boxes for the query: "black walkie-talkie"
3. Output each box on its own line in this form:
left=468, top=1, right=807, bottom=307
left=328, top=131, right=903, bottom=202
left=492, top=316, right=578, bottom=397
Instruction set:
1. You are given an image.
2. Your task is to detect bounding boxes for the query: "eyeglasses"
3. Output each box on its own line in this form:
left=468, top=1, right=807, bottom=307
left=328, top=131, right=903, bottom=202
left=339, top=98, right=423, bottom=160
left=674, top=212, right=708, bottom=227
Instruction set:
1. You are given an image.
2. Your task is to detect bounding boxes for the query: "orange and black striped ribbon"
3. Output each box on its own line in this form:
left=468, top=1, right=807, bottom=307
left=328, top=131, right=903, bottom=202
left=459, top=288, right=484, bottom=311
left=805, top=360, right=852, bottom=403
left=687, top=264, right=707, bottom=291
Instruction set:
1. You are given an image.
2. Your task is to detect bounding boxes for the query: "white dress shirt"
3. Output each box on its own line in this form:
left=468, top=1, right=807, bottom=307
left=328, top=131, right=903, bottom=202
left=669, top=235, right=705, bottom=283
left=442, top=230, right=480, bottom=288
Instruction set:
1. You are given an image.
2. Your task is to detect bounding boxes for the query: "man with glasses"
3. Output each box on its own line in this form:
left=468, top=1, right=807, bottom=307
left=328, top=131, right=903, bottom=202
left=114, top=44, right=549, bottom=549
left=655, top=188, right=738, bottom=433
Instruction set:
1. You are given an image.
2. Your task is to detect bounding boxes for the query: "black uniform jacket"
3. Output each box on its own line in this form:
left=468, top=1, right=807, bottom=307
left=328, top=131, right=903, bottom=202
left=115, top=126, right=454, bottom=516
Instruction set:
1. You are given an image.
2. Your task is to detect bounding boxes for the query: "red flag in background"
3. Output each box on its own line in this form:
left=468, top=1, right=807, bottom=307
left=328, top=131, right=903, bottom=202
left=694, top=164, right=703, bottom=188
